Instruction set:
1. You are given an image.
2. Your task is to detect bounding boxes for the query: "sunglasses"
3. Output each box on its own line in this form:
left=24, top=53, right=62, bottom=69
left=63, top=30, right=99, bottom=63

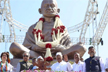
left=23, top=55, right=29, bottom=57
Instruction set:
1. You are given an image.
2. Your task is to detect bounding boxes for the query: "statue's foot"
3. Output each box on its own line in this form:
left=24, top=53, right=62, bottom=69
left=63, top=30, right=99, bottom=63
left=29, top=50, right=40, bottom=58
left=10, top=42, right=40, bottom=59
left=62, top=42, right=86, bottom=59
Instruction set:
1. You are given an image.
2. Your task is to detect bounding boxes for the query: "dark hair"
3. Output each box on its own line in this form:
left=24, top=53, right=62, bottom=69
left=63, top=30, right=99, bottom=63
left=88, top=46, right=94, bottom=50
left=1, top=52, right=9, bottom=59
left=32, top=58, right=36, bottom=61
left=7, top=52, right=9, bottom=54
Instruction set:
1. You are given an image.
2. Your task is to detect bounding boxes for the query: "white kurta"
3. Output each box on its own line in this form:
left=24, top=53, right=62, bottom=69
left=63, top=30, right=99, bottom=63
left=32, top=66, right=38, bottom=70
left=51, top=60, right=72, bottom=71
left=72, top=61, right=85, bottom=72
left=105, top=58, right=108, bottom=69
left=16, top=62, right=20, bottom=72
left=0, top=62, right=13, bottom=72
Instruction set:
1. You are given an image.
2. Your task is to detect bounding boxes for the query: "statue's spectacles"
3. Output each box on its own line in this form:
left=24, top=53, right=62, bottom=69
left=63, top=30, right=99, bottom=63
left=23, top=55, right=29, bottom=57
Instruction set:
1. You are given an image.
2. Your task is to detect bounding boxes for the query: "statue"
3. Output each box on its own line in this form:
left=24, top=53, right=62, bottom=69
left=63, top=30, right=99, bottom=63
left=10, top=0, right=86, bottom=59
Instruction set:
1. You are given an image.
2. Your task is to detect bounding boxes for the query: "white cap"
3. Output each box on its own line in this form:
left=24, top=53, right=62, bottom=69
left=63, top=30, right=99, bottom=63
left=56, top=52, right=62, bottom=57
left=36, top=56, right=44, bottom=61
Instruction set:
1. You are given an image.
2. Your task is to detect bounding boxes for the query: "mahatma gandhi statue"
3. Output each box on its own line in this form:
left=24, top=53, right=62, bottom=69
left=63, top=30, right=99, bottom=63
left=10, top=0, right=86, bottom=59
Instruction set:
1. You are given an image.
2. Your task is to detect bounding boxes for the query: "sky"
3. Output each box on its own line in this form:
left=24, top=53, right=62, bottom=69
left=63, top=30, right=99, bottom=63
left=0, top=0, right=108, bottom=62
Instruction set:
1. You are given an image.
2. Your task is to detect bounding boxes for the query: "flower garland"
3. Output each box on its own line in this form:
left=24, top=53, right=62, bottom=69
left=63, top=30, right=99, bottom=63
left=32, top=15, right=65, bottom=61
left=0, top=61, right=8, bottom=72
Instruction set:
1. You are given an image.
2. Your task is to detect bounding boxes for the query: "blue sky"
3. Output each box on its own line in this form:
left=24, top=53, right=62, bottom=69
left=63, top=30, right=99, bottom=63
left=0, top=0, right=108, bottom=62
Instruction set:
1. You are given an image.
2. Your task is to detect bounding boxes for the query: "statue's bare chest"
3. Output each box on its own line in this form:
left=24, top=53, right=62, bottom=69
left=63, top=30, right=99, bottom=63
left=42, top=22, right=54, bottom=41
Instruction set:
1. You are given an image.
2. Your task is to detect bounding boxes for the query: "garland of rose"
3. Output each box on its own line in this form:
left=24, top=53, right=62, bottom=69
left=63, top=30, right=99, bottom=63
left=32, top=15, right=65, bottom=61
left=0, top=61, right=8, bottom=72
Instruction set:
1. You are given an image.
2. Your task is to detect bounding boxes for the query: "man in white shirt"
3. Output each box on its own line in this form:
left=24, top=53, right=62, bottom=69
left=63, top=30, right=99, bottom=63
left=105, top=58, right=108, bottom=72
left=72, top=52, right=85, bottom=72
left=51, top=52, right=72, bottom=71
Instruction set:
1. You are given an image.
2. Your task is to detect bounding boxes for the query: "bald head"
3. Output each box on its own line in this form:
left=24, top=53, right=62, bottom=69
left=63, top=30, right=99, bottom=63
left=41, top=0, right=58, bottom=8
left=39, top=0, right=60, bottom=18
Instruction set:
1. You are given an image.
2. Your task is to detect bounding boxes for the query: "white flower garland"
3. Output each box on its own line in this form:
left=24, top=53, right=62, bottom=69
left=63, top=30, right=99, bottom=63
left=32, top=15, right=65, bottom=48
left=32, top=15, right=65, bottom=61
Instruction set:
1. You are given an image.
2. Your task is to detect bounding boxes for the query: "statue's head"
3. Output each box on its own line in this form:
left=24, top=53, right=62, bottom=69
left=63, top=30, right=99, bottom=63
left=39, top=0, right=60, bottom=18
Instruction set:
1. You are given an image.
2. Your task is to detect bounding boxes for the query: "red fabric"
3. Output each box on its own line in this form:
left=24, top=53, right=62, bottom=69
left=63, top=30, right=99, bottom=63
left=45, top=43, right=52, bottom=48
left=39, top=18, right=44, bottom=22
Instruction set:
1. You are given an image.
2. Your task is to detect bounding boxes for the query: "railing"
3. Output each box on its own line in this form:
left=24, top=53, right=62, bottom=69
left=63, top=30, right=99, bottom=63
left=0, top=35, right=92, bottom=45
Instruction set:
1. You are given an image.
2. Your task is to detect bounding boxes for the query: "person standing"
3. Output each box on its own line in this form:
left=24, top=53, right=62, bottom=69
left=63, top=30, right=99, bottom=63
left=35, top=56, right=51, bottom=70
left=51, top=52, right=72, bottom=71
left=6, top=52, right=11, bottom=63
left=72, top=52, right=85, bottom=72
left=0, top=52, right=13, bottom=72
left=105, top=58, right=108, bottom=72
left=29, top=57, right=38, bottom=70
left=84, top=46, right=105, bottom=72
left=16, top=52, right=32, bottom=72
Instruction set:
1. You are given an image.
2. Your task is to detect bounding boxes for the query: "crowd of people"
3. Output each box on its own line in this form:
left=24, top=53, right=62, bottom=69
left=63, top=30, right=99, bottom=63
left=0, top=46, right=108, bottom=72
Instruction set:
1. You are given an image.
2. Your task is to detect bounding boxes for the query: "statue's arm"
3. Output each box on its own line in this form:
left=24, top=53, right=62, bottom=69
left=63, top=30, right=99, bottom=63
left=55, top=29, right=72, bottom=50
left=23, top=24, right=43, bottom=50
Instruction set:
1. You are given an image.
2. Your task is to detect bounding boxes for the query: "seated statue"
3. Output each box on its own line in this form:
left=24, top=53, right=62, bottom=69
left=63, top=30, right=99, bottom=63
left=10, top=0, right=86, bottom=59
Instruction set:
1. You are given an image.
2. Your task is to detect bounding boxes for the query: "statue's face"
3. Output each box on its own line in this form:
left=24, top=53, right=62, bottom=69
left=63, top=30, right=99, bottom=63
left=39, top=0, right=59, bottom=17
